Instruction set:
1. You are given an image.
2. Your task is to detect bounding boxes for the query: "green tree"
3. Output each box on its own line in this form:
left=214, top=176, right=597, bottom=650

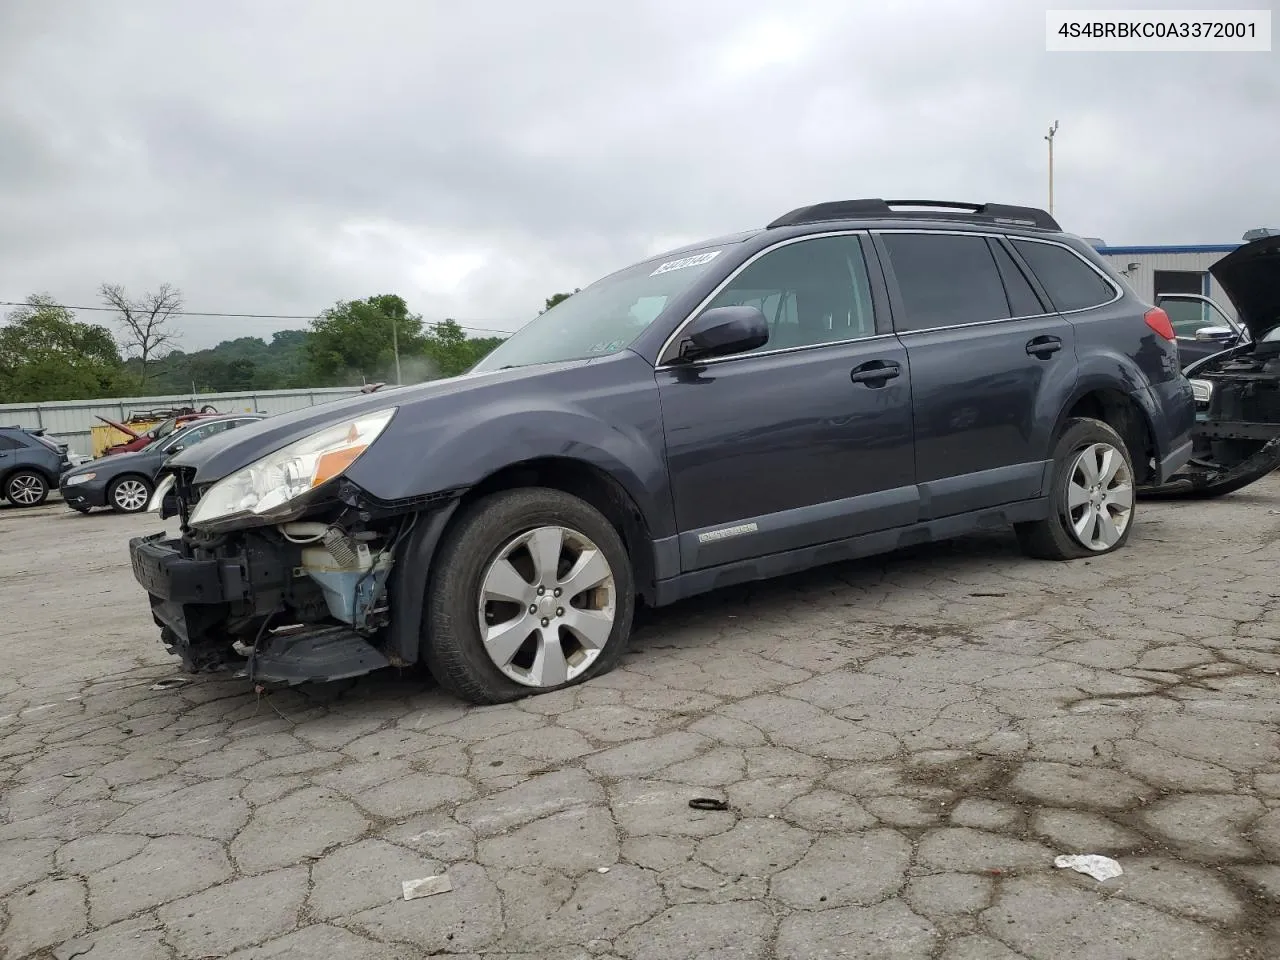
left=306, top=294, right=424, bottom=385
left=0, top=295, right=129, bottom=402
left=420, top=319, right=486, bottom=378
left=541, top=289, right=579, bottom=314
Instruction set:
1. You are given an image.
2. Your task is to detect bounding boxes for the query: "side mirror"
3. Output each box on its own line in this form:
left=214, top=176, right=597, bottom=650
left=675, top=305, right=769, bottom=363
left=1195, top=326, right=1236, bottom=342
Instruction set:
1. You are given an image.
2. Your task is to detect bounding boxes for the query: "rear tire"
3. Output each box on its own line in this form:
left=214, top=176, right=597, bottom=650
left=108, top=475, right=153, bottom=514
left=1017, top=417, right=1136, bottom=560
left=4, top=470, right=49, bottom=507
left=424, top=488, right=635, bottom=705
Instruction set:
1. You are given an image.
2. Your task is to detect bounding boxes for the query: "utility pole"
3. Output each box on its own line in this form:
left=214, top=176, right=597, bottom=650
left=391, top=319, right=402, bottom=385
left=1045, top=120, right=1059, bottom=216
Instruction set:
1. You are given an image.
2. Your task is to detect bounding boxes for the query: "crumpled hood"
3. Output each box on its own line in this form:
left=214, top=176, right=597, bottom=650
left=1210, top=234, right=1280, bottom=340
left=165, top=361, right=583, bottom=483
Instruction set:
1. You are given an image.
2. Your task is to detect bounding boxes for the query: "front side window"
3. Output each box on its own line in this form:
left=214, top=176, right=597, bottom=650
left=880, top=233, right=1011, bottom=331
left=1012, top=240, right=1116, bottom=312
left=699, top=235, right=876, bottom=354
left=471, top=246, right=728, bottom=372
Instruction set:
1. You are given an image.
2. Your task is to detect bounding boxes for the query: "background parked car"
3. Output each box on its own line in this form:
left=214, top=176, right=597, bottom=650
left=97, top=408, right=226, bottom=456
left=0, top=426, right=73, bottom=508
left=61, top=414, right=264, bottom=514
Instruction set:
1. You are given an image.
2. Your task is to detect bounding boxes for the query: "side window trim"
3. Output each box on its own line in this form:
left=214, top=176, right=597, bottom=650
left=655, top=230, right=887, bottom=368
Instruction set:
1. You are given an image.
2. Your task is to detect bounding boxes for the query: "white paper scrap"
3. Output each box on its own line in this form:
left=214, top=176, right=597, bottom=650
left=402, top=874, right=453, bottom=900
left=1054, top=854, right=1122, bottom=882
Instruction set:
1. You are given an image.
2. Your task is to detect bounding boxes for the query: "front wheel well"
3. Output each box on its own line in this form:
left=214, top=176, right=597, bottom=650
left=1061, top=390, right=1155, bottom=484
left=457, top=458, right=656, bottom=605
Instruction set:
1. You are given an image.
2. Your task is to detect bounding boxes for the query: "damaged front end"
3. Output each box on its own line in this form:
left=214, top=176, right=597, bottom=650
left=1140, top=234, right=1280, bottom=499
left=131, top=471, right=424, bottom=684
left=1142, top=345, right=1280, bottom=498
left=127, top=405, right=458, bottom=686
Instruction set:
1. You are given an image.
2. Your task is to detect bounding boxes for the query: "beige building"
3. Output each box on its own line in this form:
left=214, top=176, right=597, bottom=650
left=1090, top=242, right=1242, bottom=320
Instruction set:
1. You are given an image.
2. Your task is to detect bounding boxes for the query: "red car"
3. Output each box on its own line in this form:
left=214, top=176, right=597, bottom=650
left=99, top=410, right=224, bottom=456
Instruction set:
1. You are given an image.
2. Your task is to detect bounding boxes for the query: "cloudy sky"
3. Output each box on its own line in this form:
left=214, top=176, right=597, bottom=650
left=1, top=0, right=1276, bottom=349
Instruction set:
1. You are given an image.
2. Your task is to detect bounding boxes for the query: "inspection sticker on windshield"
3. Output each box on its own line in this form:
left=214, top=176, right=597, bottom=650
left=650, top=250, right=721, bottom=276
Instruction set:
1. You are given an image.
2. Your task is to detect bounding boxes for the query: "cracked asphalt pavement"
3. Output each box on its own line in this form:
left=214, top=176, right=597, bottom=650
left=2, top=485, right=1279, bottom=960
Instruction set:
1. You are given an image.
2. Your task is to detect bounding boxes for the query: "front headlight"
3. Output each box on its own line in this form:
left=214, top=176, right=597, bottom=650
left=189, top=408, right=396, bottom=528
left=64, top=473, right=96, bottom=486
left=1190, top=378, right=1213, bottom=405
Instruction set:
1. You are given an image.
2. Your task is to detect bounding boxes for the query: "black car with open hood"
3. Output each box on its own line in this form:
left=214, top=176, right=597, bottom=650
left=1151, top=234, right=1280, bottom=498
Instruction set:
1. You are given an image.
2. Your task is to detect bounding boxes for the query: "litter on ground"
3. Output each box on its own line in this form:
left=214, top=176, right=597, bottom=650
left=1054, top=854, right=1123, bottom=882
left=402, top=873, right=453, bottom=900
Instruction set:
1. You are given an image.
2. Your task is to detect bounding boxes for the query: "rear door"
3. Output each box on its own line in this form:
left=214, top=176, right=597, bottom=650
left=656, top=232, right=917, bottom=571
left=872, top=230, right=1077, bottom=518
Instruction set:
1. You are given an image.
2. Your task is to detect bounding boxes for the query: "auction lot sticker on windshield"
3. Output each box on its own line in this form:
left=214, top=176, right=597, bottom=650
left=650, top=251, right=721, bottom=276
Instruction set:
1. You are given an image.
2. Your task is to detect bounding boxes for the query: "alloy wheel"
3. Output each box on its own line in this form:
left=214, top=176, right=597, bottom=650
left=113, top=479, right=151, bottom=512
left=476, top=525, right=616, bottom=688
left=1065, top=442, right=1134, bottom=550
left=8, top=474, right=45, bottom=506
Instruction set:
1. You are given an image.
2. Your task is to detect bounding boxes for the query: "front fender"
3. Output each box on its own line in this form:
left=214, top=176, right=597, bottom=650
left=344, top=353, right=676, bottom=539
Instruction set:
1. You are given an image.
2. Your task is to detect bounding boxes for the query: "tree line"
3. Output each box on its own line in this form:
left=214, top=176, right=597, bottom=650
left=0, top=286, right=575, bottom=404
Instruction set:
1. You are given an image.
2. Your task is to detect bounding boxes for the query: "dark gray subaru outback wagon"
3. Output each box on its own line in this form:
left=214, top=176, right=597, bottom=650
left=129, top=199, right=1196, bottom=704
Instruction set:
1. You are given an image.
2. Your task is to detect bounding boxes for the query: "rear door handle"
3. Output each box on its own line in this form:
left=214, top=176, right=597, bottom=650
left=850, top=360, right=901, bottom=386
left=1026, top=335, right=1063, bottom=358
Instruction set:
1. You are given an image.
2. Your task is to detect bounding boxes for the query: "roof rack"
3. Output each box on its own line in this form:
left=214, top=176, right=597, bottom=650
left=766, top=199, right=1061, bottom=232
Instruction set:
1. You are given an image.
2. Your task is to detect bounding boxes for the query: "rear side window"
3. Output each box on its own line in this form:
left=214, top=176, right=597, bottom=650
left=1012, top=240, right=1116, bottom=312
left=991, top=241, right=1046, bottom=317
left=0, top=435, right=22, bottom=451
left=879, top=233, right=1010, bottom=331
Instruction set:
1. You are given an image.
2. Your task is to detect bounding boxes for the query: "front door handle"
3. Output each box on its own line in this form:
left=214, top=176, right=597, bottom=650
left=850, top=360, right=901, bottom=386
left=1026, top=335, right=1063, bottom=359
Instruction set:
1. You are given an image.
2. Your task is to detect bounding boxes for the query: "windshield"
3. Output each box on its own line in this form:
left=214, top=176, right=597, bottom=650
left=472, top=247, right=727, bottom=372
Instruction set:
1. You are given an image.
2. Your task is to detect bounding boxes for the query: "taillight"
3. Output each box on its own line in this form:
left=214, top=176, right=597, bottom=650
left=1144, top=306, right=1176, bottom=341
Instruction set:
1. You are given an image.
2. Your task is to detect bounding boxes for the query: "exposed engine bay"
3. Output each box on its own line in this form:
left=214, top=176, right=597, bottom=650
left=1138, top=233, right=1280, bottom=500
left=1142, top=339, right=1280, bottom=499
left=135, top=467, right=430, bottom=684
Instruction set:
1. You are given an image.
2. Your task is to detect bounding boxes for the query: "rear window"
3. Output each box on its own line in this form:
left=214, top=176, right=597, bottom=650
left=879, top=233, right=1010, bottom=331
left=1012, top=240, right=1116, bottom=312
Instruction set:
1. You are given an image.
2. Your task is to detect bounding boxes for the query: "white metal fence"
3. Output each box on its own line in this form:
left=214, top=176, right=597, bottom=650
left=0, top=387, right=366, bottom=457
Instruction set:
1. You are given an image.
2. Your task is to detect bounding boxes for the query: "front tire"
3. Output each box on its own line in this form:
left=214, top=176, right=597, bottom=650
left=1017, top=417, right=1136, bottom=560
left=4, top=471, right=49, bottom=507
left=424, top=488, right=635, bottom=705
left=108, top=475, right=153, bottom=513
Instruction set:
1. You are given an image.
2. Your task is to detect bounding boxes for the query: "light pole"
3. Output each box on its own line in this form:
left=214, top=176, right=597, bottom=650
left=1045, top=121, right=1059, bottom=216
left=391, top=318, right=402, bottom=385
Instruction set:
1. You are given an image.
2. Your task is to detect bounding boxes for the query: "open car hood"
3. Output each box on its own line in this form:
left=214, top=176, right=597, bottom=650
left=1210, top=235, right=1280, bottom=340
left=97, top=416, right=144, bottom=439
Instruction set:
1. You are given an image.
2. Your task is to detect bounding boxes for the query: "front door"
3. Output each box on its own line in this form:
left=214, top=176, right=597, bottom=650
left=1159, top=293, right=1245, bottom=368
left=656, top=233, right=917, bottom=571
left=873, top=231, right=1077, bottom=518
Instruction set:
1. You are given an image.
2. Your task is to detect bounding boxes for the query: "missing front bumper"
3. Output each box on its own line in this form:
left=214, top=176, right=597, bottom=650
left=128, top=533, right=391, bottom=684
